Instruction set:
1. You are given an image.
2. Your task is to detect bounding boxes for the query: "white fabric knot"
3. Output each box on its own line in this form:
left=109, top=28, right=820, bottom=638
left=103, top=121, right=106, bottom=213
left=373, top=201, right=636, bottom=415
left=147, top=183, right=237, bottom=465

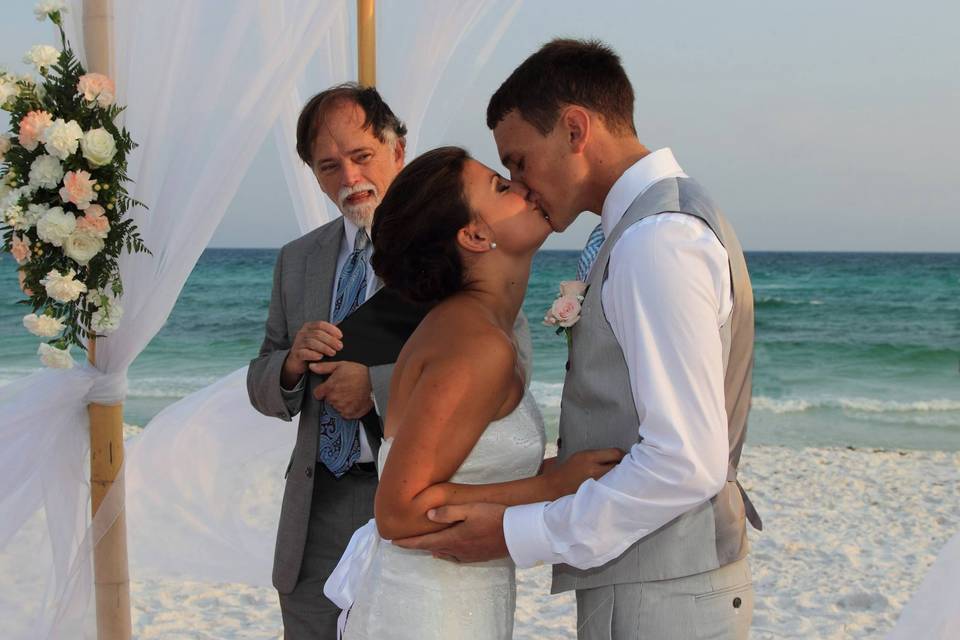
left=80, top=363, right=128, bottom=405
left=324, top=518, right=384, bottom=638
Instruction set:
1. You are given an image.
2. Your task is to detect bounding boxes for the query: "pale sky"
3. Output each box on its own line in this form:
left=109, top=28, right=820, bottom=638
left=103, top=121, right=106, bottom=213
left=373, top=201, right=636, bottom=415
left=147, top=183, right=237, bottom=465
left=3, top=1, right=958, bottom=251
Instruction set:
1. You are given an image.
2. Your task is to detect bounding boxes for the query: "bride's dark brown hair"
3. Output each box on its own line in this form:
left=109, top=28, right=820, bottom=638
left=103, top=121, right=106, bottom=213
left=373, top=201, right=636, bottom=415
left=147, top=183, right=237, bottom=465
left=371, top=146, right=473, bottom=304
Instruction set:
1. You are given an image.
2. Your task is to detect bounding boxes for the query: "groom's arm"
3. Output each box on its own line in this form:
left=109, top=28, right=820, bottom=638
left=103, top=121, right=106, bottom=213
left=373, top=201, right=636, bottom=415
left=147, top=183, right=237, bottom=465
left=503, top=215, right=733, bottom=570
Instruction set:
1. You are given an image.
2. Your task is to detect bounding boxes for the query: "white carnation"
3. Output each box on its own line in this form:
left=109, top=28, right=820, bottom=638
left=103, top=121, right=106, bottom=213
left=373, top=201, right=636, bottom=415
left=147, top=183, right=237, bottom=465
left=34, top=1, right=68, bottom=21
left=38, top=342, right=74, bottom=369
left=23, top=312, right=64, bottom=337
left=63, top=229, right=105, bottom=265
left=41, top=118, right=83, bottom=160
left=0, top=133, right=11, bottom=160
left=80, top=128, right=117, bottom=167
left=36, top=206, right=75, bottom=246
left=0, top=77, right=17, bottom=108
left=41, top=268, right=87, bottom=302
left=28, top=154, right=64, bottom=190
left=91, top=301, right=123, bottom=334
left=3, top=203, right=25, bottom=229
left=22, top=203, right=47, bottom=229
left=23, top=45, right=60, bottom=73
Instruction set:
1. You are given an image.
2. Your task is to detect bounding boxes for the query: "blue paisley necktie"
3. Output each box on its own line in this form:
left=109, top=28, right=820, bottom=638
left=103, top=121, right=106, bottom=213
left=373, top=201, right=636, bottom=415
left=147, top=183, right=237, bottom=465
left=576, top=223, right=606, bottom=281
left=317, top=227, right=370, bottom=477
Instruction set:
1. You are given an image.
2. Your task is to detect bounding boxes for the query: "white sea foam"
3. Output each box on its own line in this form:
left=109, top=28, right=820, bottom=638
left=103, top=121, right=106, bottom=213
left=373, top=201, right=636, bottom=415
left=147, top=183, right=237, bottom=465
left=753, top=396, right=960, bottom=414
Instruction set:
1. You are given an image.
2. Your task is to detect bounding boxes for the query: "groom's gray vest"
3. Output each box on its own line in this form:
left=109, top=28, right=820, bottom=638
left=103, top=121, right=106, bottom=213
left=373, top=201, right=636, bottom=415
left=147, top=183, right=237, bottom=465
left=552, top=177, right=762, bottom=594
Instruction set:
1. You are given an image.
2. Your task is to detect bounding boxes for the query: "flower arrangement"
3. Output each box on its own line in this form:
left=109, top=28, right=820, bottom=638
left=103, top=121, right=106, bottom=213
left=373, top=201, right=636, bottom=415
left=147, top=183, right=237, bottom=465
left=543, top=280, right=587, bottom=344
left=1, top=2, right=148, bottom=368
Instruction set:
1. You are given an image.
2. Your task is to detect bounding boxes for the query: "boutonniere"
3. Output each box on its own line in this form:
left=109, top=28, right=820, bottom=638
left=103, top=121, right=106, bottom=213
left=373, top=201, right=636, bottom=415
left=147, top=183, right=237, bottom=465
left=543, top=280, right=587, bottom=343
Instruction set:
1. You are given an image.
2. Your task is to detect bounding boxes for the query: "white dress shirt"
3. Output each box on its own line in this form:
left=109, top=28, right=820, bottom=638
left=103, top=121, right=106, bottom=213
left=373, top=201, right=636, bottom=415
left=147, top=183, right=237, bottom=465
left=503, top=148, right=734, bottom=569
left=282, top=216, right=379, bottom=463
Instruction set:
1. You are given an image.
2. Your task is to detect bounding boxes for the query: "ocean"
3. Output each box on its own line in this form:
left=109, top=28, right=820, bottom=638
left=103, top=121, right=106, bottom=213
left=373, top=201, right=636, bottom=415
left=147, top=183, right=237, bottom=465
left=2, top=250, right=958, bottom=451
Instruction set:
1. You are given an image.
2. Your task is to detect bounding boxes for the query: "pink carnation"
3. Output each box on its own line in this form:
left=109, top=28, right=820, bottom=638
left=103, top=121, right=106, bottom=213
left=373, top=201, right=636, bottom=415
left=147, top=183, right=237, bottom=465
left=59, top=169, right=98, bottom=210
left=76, top=73, right=115, bottom=107
left=11, top=234, right=31, bottom=264
left=75, top=203, right=110, bottom=238
left=18, top=110, right=53, bottom=151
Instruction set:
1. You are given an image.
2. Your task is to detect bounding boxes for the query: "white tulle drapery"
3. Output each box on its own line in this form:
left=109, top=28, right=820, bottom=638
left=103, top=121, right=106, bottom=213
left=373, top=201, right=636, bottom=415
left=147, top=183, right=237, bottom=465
left=0, top=1, right=520, bottom=637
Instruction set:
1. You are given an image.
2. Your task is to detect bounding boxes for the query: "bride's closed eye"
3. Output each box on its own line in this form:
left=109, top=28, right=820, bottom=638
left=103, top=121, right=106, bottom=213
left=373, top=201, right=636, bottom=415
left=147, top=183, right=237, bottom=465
left=495, top=178, right=510, bottom=194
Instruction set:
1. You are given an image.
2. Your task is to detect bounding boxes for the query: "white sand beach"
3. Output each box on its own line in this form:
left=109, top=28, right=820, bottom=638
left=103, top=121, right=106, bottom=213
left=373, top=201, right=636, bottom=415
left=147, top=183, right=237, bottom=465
left=3, top=443, right=957, bottom=638
left=125, top=444, right=959, bottom=639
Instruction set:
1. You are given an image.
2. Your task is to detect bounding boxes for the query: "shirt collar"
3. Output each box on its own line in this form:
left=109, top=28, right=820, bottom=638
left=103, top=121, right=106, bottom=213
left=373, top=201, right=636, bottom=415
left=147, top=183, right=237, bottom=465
left=600, top=148, right=686, bottom=237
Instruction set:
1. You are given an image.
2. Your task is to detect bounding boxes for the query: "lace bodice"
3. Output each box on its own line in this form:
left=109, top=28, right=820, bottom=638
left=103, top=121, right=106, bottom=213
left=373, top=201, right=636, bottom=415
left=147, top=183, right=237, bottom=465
left=342, top=388, right=546, bottom=640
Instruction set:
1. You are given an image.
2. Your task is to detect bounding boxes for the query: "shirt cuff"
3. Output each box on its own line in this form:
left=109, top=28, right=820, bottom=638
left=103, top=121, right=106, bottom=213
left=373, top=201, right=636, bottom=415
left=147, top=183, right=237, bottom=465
left=280, top=375, right=305, bottom=396
left=503, top=501, right=553, bottom=569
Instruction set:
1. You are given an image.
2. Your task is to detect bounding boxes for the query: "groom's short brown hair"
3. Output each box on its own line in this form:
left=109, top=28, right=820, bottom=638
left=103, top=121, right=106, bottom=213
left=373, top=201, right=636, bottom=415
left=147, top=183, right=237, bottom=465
left=486, top=39, right=636, bottom=137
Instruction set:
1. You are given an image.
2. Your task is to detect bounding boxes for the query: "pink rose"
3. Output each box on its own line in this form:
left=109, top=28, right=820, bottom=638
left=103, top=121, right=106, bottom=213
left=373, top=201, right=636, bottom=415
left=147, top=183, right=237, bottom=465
left=559, top=280, right=588, bottom=299
left=546, top=295, right=582, bottom=328
left=59, top=169, right=98, bottom=210
left=75, top=203, right=109, bottom=238
left=18, top=110, right=53, bottom=151
left=11, top=234, right=31, bottom=264
left=76, top=73, right=115, bottom=107
left=18, top=268, right=34, bottom=296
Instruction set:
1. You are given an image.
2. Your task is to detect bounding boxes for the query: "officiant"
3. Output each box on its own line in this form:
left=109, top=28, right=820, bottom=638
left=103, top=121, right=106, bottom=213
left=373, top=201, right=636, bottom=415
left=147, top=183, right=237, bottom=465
left=246, top=83, right=531, bottom=640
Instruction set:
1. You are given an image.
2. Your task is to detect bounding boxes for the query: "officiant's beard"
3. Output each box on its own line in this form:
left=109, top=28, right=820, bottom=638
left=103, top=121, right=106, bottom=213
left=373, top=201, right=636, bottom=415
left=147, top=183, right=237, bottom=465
left=338, top=184, right=380, bottom=229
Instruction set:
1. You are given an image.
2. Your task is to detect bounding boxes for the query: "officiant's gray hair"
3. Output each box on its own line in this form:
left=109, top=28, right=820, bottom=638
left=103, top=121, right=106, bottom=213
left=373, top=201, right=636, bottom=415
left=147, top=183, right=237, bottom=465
left=296, top=83, right=407, bottom=165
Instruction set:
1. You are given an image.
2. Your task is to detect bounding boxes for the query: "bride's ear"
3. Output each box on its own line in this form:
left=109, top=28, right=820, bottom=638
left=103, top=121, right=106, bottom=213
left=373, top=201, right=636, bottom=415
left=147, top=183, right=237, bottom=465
left=456, top=221, right=495, bottom=254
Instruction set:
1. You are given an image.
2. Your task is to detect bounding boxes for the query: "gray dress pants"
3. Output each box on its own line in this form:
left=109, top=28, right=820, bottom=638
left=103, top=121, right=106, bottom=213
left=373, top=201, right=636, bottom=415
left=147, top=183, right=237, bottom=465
left=279, top=463, right=378, bottom=640
left=576, top=558, right=753, bottom=640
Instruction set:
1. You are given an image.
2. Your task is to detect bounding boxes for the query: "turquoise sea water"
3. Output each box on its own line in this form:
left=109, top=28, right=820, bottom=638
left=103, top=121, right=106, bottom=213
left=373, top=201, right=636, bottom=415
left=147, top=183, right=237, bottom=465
left=2, top=250, right=958, bottom=450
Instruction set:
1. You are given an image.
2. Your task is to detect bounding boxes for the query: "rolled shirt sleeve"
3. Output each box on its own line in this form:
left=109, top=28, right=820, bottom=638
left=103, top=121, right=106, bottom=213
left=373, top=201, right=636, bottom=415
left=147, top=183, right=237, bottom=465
left=504, top=214, right=733, bottom=570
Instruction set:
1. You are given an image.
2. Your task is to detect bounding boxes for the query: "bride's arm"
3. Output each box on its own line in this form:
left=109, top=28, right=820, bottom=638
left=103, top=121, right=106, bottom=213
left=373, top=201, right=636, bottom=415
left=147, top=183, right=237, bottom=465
left=375, top=332, right=623, bottom=541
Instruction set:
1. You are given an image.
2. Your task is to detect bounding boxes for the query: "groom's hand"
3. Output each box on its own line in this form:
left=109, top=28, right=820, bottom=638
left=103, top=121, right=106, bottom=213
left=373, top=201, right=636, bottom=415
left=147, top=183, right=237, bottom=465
left=393, top=503, right=509, bottom=563
left=311, top=361, right=373, bottom=419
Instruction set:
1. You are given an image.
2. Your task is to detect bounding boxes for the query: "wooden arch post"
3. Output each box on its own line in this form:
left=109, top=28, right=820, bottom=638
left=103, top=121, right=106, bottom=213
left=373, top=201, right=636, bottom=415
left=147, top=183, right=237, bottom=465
left=82, top=1, right=132, bottom=638
left=357, top=0, right=376, bottom=86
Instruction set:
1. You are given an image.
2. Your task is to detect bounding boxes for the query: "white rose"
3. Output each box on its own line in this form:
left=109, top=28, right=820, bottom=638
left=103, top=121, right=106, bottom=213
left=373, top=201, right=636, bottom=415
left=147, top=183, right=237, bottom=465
left=91, top=301, right=123, bottom=334
left=0, top=77, right=16, bottom=108
left=28, top=154, right=64, bottom=190
left=63, top=228, right=105, bottom=265
left=41, top=118, right=83, bottom=160
left=80, top=128, right=117, bottom=167
left=23, top=312, right=64, bottom=337
left=34, top=0, right=68, bottom=21
left=38, top=342, right=74, bottom=369
left=0, top=133, right=11, bottom=160
left=3, top=203, right=25, bottom=229
left=41, top=268, right=87, bottom=302
left=23, top=45, right=60, bottom=73
left=36, top=206, right=76, bottom=246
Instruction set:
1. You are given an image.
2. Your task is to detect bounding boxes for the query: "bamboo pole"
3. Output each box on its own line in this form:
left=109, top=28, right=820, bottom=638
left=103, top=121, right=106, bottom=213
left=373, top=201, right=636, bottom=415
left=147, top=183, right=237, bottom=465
left=357, top=0, right=376, bottom=86
left=83, top=1, right=131, bottom=638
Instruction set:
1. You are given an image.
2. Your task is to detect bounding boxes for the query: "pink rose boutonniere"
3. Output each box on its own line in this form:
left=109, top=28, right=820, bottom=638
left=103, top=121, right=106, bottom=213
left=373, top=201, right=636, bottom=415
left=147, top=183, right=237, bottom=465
left=543, top=280, right=588, bottom=343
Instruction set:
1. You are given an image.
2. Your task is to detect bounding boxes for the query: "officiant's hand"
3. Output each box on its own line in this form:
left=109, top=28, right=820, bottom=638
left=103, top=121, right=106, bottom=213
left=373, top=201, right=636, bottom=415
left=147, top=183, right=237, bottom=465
left=282, top=321, right=343, bottom=388
left=310, top=361, right=373, bottom=419
left=394, top=503, right=509, bottom=563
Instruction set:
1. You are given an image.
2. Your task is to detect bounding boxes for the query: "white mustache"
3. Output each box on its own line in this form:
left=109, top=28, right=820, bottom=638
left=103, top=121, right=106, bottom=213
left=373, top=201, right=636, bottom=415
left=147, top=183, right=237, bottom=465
left=338, top=183, right=378, bottom=209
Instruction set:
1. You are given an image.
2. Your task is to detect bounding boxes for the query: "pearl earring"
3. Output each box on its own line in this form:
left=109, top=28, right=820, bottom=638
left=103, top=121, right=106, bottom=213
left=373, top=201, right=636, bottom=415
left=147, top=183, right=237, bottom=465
left=490, top=242, right=497, bottom=249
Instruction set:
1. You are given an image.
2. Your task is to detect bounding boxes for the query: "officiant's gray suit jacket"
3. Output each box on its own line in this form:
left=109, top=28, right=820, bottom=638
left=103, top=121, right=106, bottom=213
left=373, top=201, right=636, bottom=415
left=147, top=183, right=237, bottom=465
left=247, top=216, right=532, bottom=594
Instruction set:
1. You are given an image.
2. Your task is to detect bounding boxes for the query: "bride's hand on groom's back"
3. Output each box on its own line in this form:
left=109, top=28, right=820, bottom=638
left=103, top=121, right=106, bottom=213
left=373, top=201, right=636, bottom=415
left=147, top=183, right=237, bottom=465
left=545, top=448, right=625, bottom=500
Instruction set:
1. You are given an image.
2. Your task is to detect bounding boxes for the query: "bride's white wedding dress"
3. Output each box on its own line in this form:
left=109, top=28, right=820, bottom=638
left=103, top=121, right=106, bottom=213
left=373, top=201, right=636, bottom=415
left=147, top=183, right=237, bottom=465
left=336, top=388, right=545, bottom=640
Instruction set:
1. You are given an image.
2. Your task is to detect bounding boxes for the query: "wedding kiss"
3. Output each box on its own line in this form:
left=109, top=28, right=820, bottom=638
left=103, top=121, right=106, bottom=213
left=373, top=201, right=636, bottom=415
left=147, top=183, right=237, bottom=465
left=249, top=37, right=761, bottom=640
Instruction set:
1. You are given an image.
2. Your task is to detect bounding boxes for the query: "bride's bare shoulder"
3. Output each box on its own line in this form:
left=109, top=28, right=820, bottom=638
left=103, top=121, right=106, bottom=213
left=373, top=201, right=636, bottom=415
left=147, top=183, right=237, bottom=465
left=413, top=300, right=515, bottom=370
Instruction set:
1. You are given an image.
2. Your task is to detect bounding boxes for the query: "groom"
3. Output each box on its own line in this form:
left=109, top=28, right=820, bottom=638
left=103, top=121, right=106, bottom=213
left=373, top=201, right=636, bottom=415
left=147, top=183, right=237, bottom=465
left=398, top=39, right=762, bottom=639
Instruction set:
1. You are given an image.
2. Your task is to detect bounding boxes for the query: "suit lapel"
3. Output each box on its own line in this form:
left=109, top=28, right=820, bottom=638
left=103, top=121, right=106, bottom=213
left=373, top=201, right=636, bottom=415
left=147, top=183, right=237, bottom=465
left=305, top=217, right=344, bottom=322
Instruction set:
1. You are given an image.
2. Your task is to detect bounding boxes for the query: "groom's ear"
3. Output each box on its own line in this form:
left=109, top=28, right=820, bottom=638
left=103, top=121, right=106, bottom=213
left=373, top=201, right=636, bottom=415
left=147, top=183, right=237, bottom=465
left=393, top=138, right=406, bottom=166
left=560, top=106, right=590, bottom=155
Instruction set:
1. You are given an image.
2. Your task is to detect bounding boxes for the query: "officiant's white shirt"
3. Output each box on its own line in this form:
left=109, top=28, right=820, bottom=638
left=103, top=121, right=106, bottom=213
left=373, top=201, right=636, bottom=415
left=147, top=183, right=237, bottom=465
left=504, top=148, right=735, bottom=570
left=282, top=216, right=378, bottom=463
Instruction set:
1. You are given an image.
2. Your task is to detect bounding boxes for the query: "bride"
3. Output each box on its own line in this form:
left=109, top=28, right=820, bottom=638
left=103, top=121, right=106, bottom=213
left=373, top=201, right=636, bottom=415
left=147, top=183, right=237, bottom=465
left=329, top=146, right=622, bottom=639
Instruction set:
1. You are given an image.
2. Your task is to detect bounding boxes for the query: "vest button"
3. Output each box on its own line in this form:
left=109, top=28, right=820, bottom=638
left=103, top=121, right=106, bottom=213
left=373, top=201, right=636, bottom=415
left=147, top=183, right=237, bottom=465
left=733, top=597, right=742, bottom=609
left=557, top=437, right=563, bottom=450
left=565, top=361, right=570, bottom=371
left=305, top=466, right=313, bottom=478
